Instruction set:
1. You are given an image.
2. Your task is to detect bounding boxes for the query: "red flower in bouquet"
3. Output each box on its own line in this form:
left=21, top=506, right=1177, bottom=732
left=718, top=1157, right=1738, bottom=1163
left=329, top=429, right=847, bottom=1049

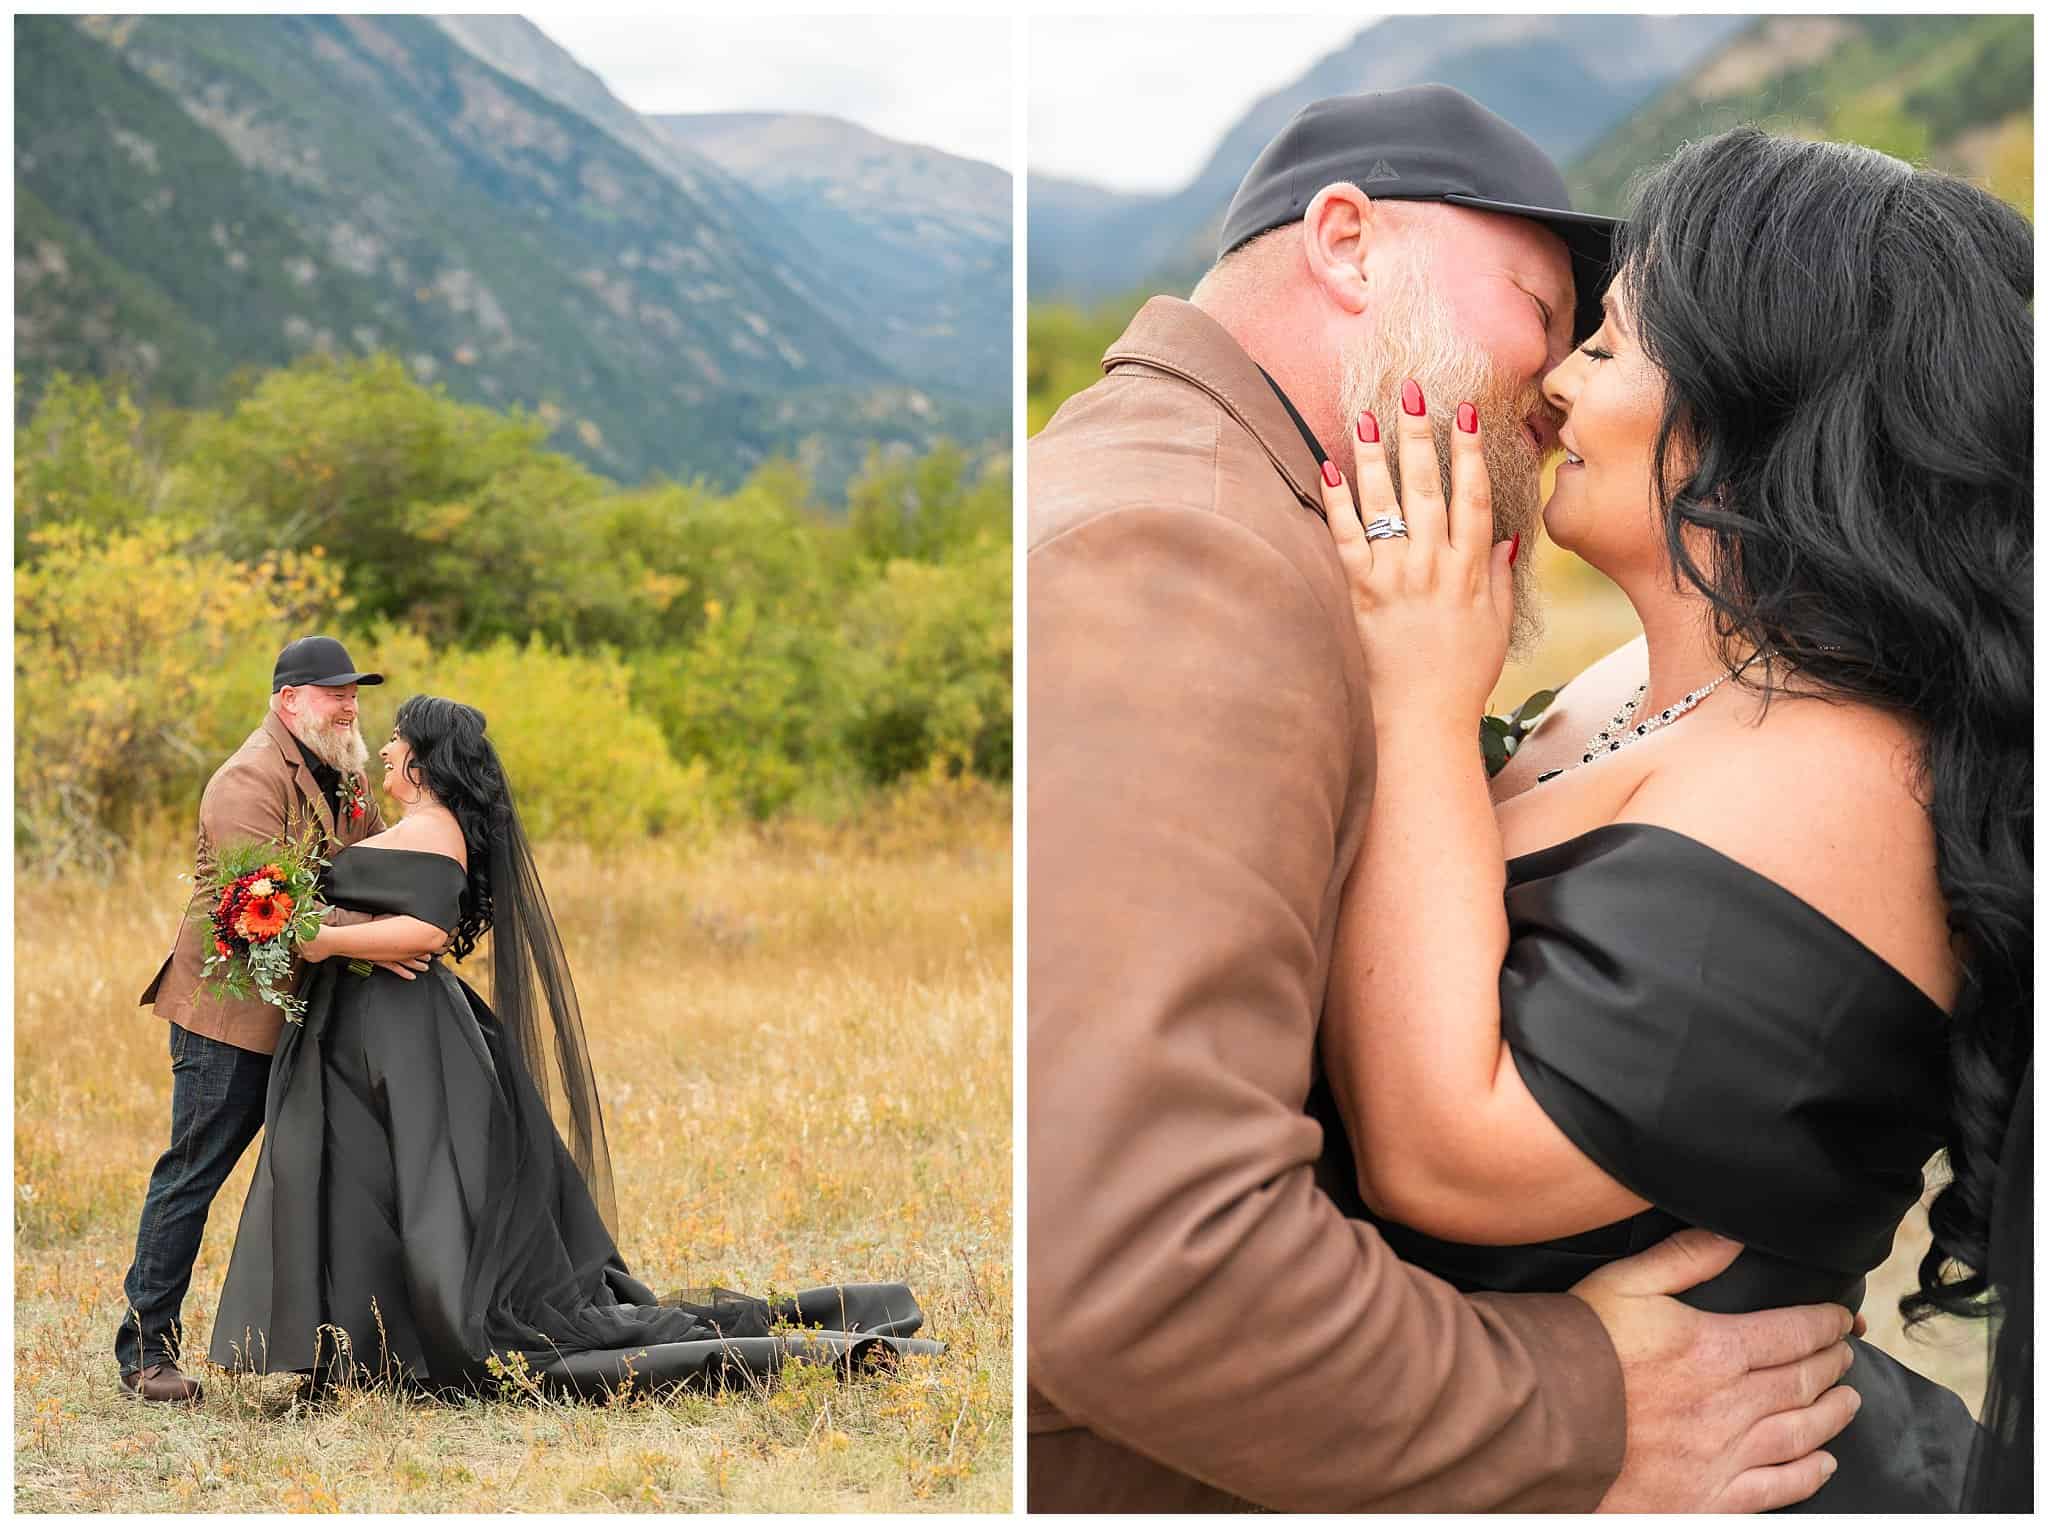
left=194, top=830, right=332, bottom=1024
left=235, top=888, right=295, bottom=941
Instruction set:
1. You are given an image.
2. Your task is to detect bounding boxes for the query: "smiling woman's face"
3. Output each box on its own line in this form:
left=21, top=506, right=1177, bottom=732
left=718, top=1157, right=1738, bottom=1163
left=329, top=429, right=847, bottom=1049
left=1538, top=279, right=1676, bottom=583
left=378, top=729, right=421, bottom=805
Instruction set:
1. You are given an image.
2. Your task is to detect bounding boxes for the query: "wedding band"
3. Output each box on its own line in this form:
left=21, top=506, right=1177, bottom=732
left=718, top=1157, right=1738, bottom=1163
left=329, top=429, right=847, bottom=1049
left=1363, top=516, right=1409, bottom=541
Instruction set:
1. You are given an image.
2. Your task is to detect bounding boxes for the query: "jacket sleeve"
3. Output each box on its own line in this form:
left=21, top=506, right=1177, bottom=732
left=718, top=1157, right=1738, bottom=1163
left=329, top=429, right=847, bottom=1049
left=197, top=757, right=298, bottom=863
left=1026, top=502, right=1626, bottom=1511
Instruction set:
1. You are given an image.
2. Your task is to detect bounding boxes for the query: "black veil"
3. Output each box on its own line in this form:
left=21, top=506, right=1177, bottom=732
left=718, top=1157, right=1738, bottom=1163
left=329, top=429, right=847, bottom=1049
left=479, top=786, right=617, bottom=1236
left=1964, top=1059, right=2032, bottom=1510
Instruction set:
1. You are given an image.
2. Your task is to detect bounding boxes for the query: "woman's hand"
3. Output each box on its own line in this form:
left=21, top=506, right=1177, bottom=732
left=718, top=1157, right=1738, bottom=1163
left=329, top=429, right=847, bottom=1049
left=1318, top=382, right=1517, bottom=729
left=298, top=923, right=333, bottom=963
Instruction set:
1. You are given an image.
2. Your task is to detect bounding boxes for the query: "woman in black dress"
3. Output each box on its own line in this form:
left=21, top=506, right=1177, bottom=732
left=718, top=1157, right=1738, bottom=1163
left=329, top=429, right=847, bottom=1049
left=209, top=696, right=939, bottom=1397
left=1311, top=128, right=2028, bottom=1510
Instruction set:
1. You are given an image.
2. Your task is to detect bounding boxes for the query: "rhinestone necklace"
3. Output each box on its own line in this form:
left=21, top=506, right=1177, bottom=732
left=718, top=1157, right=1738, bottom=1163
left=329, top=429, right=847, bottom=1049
left=1534, top=671, right=1736, bottom=784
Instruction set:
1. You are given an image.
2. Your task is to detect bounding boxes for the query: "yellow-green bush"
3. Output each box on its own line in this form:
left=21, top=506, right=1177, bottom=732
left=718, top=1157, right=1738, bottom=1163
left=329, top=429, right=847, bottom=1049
left=629, top=600, right=856, bottom=822
left=14, top=531, right=709, bottom=866
left=370, top=631, right=716, bottom=853
left=14, top=521, right=345, bottom=867
left=13, top=374, right=168, bottom=563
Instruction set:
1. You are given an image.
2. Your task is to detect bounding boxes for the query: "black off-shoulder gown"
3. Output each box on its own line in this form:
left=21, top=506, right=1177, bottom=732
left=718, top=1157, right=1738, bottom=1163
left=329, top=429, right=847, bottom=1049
left=1314, top=824, right=1978, bottom=1512
left=209, top=845, right=940, bottom=1397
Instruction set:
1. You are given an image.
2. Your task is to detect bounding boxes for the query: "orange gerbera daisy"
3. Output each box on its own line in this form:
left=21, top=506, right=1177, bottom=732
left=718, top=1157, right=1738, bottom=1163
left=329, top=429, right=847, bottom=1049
left=236, top=890, right=295, bottom=941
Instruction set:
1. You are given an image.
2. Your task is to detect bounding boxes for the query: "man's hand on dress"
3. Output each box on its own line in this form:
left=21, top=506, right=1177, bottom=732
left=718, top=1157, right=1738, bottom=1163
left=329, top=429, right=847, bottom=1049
left=367, top=954, right=435, bottom=981
left=1573, top=1229, right=1861, bottom=1513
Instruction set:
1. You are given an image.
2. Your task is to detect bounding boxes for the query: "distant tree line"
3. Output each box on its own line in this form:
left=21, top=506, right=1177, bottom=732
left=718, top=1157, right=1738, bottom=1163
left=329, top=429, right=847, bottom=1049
left=16, top=356, right=1010, bottom=868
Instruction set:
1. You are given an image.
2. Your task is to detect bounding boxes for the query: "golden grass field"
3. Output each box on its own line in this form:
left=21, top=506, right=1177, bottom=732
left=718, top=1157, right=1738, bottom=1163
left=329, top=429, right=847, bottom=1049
left=15, top=795, right=1012, bottom=1512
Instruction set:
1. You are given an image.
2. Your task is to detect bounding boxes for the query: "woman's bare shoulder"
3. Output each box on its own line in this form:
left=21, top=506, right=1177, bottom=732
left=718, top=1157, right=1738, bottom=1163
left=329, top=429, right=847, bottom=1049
left=357, top=811, right=468, bottom=871
left=1616, top=693, right=1955, bottom=1007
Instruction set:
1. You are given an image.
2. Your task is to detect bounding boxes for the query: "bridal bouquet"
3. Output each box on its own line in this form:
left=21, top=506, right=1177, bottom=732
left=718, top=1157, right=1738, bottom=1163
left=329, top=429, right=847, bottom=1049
left=194, top=832, right=351, bottom=1023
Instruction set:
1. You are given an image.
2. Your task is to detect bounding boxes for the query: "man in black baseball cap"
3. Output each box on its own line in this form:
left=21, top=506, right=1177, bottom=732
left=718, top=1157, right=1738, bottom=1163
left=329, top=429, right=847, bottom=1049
left=1185, top=82, right=1615, bottom=653
left=1219, top=83, right=1618, bottom=346
left=271, top=634, right=384, bottom=692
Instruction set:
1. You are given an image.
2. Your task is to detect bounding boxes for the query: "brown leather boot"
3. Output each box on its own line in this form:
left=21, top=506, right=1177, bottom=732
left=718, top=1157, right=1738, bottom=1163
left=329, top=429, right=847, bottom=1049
left=120, top=1361, right=203, bottom=1404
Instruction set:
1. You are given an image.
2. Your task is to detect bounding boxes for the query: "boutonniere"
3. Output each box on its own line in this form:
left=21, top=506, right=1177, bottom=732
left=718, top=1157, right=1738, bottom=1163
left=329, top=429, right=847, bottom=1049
left=1481, top=687, right=1556, bottom=778
left=340, top=771, right=371, bottom=824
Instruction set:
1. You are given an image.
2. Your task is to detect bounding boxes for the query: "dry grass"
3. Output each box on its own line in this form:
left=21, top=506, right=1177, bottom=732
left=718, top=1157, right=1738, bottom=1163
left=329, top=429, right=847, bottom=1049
left=15, top=800, right=1013, bottom=1512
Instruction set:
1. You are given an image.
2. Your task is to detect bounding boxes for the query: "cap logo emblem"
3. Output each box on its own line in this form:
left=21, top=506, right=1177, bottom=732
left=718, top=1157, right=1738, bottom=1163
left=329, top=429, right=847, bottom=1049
left=1365, top=159, right=1401, bottom=183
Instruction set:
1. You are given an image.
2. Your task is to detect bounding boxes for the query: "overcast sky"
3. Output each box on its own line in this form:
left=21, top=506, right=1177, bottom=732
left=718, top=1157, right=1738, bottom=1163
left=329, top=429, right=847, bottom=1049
left=1031, top=16, right=1376, bottom=193
left=535, top=14, right=1014, bottom=172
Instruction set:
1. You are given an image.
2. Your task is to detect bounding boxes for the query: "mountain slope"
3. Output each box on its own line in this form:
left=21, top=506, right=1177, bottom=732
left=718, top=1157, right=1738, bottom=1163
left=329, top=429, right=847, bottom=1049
left=1566, top=14, right=2034, bottom=215
left=17, top=15, right=1003, bottom=491
left=1028, top=14, right=1745, bottom=300
left=425, top=16, right=862, bottom=354
left=661, top=112, right=1011, bottom=400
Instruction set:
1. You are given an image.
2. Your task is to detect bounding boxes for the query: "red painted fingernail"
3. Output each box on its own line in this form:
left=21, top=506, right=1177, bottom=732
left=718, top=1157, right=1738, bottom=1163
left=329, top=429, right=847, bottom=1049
left=1509, top=533, right=1522, bottom=567
left=1401, top=379, right=1425, bottom=416
left=1356, top=410, right=1378, bottom=445
left=1321, top=459, right=1342, bottom=487
left=1457, top=402, right=1478, bottom=434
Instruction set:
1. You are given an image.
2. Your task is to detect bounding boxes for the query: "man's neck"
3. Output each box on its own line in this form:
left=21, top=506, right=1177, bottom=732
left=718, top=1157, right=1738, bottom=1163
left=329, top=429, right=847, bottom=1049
left=1195, top=293, right=1343, bottom=468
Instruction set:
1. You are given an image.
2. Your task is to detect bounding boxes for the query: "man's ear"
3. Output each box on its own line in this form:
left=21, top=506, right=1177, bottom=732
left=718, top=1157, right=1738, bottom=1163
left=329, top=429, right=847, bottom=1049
left=1302, top=182, right=1376, bottom=315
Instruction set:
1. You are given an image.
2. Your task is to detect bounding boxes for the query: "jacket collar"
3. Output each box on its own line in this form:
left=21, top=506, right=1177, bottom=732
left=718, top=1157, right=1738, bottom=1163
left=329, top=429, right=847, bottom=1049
left=259, top=707, right=339, bottom=843
left=1101, top=296, right=1328, bottom=518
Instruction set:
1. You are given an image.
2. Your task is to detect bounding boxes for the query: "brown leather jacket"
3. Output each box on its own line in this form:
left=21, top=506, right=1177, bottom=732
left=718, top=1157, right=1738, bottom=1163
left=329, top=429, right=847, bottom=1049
left=140, top=707, right=386, bottom=1055
left=1026, top=297, right=1626, bottom=1511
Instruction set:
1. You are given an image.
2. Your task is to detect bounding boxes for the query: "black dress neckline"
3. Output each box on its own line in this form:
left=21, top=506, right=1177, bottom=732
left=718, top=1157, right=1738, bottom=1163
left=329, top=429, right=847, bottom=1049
left=337, top=842, right=464, bottom=867
left=1505, top=820, right=1950, bottom=1025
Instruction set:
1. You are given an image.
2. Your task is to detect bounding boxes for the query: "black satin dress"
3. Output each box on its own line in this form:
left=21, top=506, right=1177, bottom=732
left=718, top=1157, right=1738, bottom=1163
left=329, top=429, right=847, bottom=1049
left=209, top=845, right=940, bottom=1397
left=1318, top=824, right=1977, bottom=1512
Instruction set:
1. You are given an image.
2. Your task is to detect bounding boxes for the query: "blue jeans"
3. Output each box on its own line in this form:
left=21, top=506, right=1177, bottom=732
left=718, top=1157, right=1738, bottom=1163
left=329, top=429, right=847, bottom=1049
left=114, top=1023, right=270, bottom=1374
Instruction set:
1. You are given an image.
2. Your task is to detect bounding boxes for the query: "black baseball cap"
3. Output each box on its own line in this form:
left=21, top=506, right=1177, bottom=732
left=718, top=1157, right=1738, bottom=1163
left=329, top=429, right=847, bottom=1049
left=1218, top=84, right=1619, bottom=344
left=272, top=635, right=384, bottom=692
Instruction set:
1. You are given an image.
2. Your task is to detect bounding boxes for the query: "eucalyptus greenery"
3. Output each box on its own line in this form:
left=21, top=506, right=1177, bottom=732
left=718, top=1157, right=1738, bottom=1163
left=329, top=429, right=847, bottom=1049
left=1481, top=687, right=1557, bottom=778
left=192, top=828, right=335, bottom=1023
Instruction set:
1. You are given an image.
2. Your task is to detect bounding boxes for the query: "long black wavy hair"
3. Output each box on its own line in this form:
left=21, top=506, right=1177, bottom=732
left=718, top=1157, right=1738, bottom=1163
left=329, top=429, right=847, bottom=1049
left=1610, top=128, right=2032, bottom=1327
left=392, top=694, right=618, bottom=1231
left=392, top=696, right=502, bottom=958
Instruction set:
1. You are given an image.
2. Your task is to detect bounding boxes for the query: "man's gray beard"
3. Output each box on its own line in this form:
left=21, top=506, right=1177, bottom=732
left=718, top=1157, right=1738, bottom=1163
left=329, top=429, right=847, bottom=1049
left=296, top=709, right=369, bottom=777
left=1337, top=284, right=1550, bottom=659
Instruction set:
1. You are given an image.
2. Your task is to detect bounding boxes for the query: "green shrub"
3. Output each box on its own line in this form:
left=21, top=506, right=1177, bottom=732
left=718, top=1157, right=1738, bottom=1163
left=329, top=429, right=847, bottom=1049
left=843, top=540, right=1012, bottom=787
left=629, top=600, right=858, bottom=821
left=14, top=374, right=170, bottom=564
left=847, top=442, right=1010, bottom=565
left=412, top=635, right=716, bottom=852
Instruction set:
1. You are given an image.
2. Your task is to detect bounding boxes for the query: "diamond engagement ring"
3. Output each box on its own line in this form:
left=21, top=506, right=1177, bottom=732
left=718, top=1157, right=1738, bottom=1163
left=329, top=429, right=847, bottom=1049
left=1363, top=515, right=1409, bottom=541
